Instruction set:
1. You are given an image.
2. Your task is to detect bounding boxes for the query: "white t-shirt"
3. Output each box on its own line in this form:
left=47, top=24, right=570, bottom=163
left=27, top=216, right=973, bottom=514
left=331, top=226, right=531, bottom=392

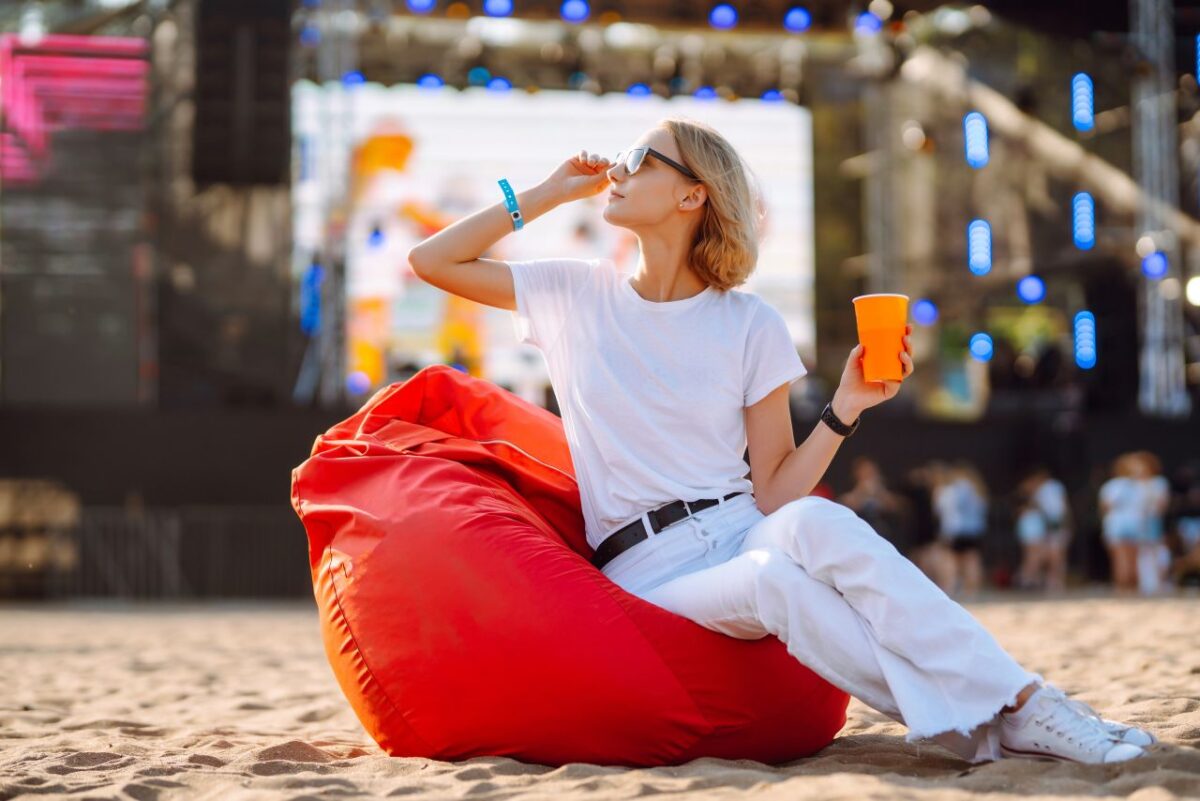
left=507, top=256, right=807, bottom=550
left=1031, top=478, right=1068, bottom=526
left=934, top=478, right=987, bottom=538
left=1099, top=477, right=1141, bottom=538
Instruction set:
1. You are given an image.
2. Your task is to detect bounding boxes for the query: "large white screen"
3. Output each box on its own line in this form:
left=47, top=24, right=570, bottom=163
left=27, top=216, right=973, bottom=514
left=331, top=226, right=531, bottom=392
left=293, top=83, right=814, bottom=399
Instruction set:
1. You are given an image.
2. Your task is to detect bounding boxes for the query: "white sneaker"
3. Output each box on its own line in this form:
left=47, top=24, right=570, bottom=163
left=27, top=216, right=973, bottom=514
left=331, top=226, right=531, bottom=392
left=1037, top=684, right=1158, bottom=747
left=999, top=685, right=1147, bottom=764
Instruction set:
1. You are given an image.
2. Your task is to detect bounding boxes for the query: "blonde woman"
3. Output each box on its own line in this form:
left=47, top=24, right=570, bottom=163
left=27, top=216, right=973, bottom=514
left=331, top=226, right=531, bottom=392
left=408, top=117, right=1154, bottom=765
left=1100, top=453, right=1143, bottom=593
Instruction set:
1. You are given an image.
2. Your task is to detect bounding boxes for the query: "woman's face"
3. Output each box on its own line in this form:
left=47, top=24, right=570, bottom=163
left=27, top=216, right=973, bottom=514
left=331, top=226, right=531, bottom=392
left=602, top=128, right=704, bottom=231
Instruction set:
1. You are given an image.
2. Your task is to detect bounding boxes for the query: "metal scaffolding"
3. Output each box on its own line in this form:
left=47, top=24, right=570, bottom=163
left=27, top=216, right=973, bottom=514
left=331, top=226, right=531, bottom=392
left=1131, top=0, right=1191, bottom=418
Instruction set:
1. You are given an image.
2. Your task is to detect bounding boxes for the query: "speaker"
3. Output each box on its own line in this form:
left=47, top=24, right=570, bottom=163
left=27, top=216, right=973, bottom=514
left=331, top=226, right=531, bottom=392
left=192, top=0, right=291, bottom=186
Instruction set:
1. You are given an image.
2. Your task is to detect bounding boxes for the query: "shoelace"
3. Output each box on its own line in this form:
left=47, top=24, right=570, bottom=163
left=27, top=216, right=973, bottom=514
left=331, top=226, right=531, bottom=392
left=1040, top=686, right=1129, bottom=735
left=1031, top=694, right=1118, bottom=753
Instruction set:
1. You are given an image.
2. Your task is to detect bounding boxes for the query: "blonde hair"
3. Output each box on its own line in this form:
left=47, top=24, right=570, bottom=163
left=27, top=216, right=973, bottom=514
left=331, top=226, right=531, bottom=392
left=1113, top=453, right=1139, bottom=479
left=656, top=117, right=766, bottom=292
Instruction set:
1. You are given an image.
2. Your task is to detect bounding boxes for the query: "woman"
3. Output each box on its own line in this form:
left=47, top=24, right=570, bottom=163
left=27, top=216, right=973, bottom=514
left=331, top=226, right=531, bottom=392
left=407, top=117, right=1153, bottom=764
left=1015, top=467, right=1072, bottom=593
left=1029, top=467, right=1072, bottom=593
left=934, top=462, right=989, bottom=600
left=1100, top=453, right=1143, bottom=594
left=1013, top=488, right=1048, bottom=591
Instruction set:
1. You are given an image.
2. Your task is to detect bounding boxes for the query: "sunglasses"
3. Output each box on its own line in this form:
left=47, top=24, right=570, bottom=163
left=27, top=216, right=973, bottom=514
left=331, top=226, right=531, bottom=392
left=613, top=147, right=700, bottom=181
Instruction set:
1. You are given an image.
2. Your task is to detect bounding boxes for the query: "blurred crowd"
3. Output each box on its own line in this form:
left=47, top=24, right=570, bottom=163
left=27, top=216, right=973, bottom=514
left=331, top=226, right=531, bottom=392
left=814, top=453, right=1200, bottom=600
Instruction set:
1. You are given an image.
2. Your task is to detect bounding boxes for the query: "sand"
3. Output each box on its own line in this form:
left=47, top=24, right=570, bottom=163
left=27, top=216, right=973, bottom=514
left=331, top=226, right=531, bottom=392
left=2, top=593, right=1199, bottom=800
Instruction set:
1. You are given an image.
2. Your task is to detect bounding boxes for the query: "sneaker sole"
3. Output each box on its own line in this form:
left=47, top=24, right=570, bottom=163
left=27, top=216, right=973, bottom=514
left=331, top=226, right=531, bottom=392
left=999, top=743, right=1092, bottom=764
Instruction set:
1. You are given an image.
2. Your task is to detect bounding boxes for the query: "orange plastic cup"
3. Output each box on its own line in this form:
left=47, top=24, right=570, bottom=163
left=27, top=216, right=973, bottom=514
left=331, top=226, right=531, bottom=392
left=852, top=293, right=909, bottom=382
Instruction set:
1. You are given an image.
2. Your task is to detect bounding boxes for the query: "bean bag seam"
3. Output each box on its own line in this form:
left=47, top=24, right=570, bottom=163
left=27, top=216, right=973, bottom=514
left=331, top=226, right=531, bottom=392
left=593, top=579, right=716, bottom=750
left=324, top=541, right=439, bottom=756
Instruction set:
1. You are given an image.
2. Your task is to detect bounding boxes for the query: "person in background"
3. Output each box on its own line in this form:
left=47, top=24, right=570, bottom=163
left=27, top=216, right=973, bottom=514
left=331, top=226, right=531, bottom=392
left=1133, top=451, right=1171, bottom=596
left=1099, top=453, right=1142, bottom=595
left=839, top=457, right=905, bottom=553
left=1168, top=461, right=1200, bottom=586
left=1013, top=489, right=1048, bottom=592
left=1026, top=467, right=1072, bottom=593
left=935, top=462, right=988, bottom=600
left=893, top=463, right=945, bottom=586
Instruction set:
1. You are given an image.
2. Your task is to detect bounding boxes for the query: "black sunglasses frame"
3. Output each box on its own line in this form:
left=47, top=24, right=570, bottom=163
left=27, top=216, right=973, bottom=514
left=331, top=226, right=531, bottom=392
left=615, top=147, right=700, bottom=182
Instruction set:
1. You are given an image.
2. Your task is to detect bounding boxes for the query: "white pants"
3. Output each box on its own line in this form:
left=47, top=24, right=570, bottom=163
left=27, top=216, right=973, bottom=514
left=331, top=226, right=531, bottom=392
left=600, top=492, right=1043, bottom=763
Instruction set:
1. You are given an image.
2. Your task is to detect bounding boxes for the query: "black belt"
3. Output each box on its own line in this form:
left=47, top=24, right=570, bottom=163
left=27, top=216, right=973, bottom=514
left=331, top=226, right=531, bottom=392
left=591, top=492, right=745, bottom=571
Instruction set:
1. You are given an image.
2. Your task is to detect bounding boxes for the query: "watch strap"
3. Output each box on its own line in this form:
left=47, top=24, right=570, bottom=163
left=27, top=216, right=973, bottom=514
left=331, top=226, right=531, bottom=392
left=821, top=402, right=860, bottom=437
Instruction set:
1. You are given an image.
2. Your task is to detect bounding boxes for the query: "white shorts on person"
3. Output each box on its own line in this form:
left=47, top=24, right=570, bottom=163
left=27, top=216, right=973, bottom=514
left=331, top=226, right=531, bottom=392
left=602, top=491, right=1043, bottom=764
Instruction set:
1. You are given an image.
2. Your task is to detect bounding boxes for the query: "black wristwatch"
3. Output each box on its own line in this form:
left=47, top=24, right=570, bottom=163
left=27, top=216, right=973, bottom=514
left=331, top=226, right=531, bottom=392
left=820, top=402, right=860, bottom=437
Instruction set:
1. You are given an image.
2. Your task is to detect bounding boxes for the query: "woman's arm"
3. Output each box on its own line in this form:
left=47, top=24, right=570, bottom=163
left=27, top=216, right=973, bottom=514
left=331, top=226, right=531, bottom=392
left=758, top=395, right=860, bottom=515
left=755, top=336, right=913, bottom=515
left=408, top=182, right=561, bottom=270
left=409, top=154, right=614, bottom=309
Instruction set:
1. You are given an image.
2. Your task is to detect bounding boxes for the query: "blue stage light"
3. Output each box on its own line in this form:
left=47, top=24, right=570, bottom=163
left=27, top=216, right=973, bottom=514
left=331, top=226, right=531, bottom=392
left=1074, top=311, right=1096, bottom=369
left=627, top=82, right=651, bottom=96
left=1142, top=251, right=1168, bottom=279
left=694, top=86, right=718, bottom=99
left=784, top=6, right=812, bottom=32
left=300, top=23, right=320, bottom=47
left=1017, top=275, right=1045, bottom=304
left=406, top=0, right=435, bottom=12
left=467, top=66, right=491, bottom=86
left=300, top=262, right=323, bottom=335
left=1072, top=192, right=1095, bottom=250
left=561, top=0, right=589, bottom=23
left=761, top=89, right=784, bottom=101
left=484, top=0, right=513, bottom=16
left=346, top=371, right=372, bottom=395
left=963, top=112, right=989, bottom=168
left=368, top=225, right=385, bottom=249
left=417, top=73, right=443, bottom=89
left=969, top=332, right=993, bottom=362
left=968, top=219, right=992, bottom=276
left=486, top=77, right=512, bottom=91
left=1071, top=73, right=1094, bottom=132
left=709, top=3, right=737, bottom=29
left=341, top=70, right=365, bottom=87
left=912, top=299, right=939, bottom=326
left=855, top=11, right=882, bottom=34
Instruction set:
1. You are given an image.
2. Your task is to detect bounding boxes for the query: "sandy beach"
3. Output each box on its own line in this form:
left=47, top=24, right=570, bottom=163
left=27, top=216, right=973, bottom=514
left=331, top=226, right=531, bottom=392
left=2, top=592, right=1199, bottom=800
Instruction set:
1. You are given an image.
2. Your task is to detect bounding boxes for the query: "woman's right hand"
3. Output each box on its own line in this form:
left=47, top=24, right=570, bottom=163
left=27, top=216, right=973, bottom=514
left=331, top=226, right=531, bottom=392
left=540, top=150, right=614, bottom=205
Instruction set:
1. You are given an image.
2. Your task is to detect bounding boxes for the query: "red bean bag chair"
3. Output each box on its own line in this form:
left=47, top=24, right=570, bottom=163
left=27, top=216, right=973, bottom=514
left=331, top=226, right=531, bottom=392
left=290, top=364, right=849, bottom=767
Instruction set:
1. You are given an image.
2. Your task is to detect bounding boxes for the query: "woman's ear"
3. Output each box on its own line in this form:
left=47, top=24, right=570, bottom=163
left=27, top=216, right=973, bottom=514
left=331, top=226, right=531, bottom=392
left=681, top=186, right=706, bottom=209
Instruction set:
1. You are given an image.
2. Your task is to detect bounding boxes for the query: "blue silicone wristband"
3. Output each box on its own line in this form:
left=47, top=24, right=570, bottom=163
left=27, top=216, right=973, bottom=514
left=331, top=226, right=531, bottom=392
left=498, top=178, right=524, bottom=231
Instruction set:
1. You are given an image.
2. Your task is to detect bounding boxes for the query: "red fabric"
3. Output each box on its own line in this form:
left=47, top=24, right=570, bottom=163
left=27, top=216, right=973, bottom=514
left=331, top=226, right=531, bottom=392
left=290, top=364, right=849, bottom=766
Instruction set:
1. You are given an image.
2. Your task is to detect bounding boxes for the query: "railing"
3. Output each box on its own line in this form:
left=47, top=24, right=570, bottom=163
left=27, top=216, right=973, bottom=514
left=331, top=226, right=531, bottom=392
left=0, top=505, right=311, bottom=600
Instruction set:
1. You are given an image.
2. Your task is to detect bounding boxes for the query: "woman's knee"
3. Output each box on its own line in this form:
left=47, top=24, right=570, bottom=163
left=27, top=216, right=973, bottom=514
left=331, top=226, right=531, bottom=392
left=773, top=496, right=860, bottom=536
left=743, top=546, right=802, bottom=594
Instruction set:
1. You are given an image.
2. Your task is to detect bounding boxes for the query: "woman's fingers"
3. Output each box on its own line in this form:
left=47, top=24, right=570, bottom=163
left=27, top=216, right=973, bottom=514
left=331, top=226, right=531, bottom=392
left=577, top=150, right=611, bottom=171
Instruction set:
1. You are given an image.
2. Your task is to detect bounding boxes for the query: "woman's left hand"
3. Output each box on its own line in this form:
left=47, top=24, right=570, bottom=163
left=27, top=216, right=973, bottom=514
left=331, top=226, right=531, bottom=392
left=831, top=324, right=914, bottom=421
